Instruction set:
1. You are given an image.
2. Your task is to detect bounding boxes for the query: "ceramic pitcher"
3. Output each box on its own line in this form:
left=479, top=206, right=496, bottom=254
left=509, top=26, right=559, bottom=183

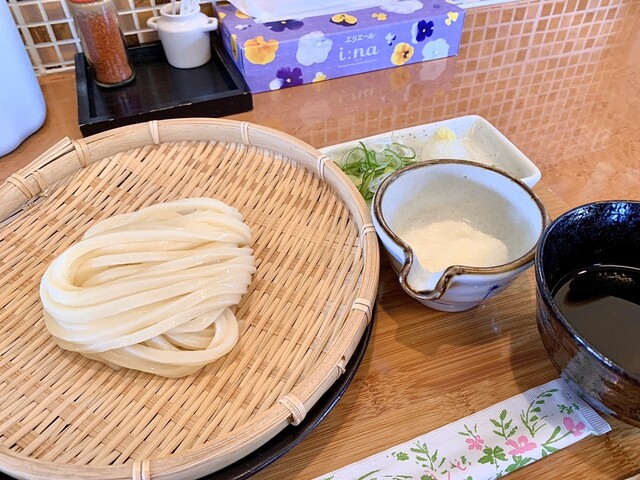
left=148, top=2, right=218, bottom=69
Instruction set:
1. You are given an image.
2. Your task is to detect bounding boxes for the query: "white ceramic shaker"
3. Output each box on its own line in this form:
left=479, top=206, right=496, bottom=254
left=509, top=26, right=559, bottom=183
left=147, top=2, right=218, bottom=69
left=0, top=0, right=46, bottom=157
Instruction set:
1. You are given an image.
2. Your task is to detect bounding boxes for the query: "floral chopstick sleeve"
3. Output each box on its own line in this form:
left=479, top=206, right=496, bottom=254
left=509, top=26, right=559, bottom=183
left=316, top=379, right=611, bottom=480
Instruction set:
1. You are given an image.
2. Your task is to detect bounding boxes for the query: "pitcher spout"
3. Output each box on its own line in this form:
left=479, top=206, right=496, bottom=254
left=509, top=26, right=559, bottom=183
left=399, top=254, right=461, bottom=301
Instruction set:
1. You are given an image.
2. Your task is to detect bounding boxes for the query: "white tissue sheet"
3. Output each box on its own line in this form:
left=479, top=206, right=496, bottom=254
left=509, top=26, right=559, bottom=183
left=225, top=0, right=383, bottom=22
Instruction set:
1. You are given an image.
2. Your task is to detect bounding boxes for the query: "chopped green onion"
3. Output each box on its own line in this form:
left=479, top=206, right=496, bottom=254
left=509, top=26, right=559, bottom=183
left=338, top=141, right=417, bottom=202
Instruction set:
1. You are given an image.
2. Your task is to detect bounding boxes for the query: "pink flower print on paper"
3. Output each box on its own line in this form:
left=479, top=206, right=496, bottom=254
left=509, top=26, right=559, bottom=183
left=563, top=416, right=586, bottom=436
left=450, top=459, right=469, bottom=471
left=505, top=435, right=537, bottom=455
left=465, top=434, right=484, bottom=451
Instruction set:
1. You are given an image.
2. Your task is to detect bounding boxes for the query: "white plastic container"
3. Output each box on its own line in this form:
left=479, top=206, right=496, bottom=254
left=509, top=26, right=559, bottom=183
left=147, top=2, right=218, bottom=69
left=0, top=0, right=46, bottom=157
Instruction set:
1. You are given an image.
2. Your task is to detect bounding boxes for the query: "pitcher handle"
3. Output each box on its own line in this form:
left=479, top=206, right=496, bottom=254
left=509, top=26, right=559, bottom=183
left=203, top=17, right=218, bottom=32
left=147, top=16, right=160, bottom=30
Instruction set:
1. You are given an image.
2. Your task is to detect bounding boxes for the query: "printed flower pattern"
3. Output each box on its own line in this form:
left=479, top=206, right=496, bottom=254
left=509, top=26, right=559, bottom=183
left=422, top=38, right=450, bottom=60
left=234, top=9, right=250, bottom=19
left=278, top=67, right=303, bottom=86
left=445, top=11, right=459, bottom=25
left=269, top=67, right=303, bottom=90
left=264, top=19, right=304, bottom=32
left=244, top=36, right=279, bottom=65
left=330, top=13, right=358, bottom=26
left=391, top=42, right=414, bottom=65
left=563, top=416, right=586, bottom=436
left=411, top=19, right=434, bottom=43
left=465, top=434, right=484, bottom=451
left=313, top=72, right=327, bottom=82
left=505, top=435, right=537, bottom=455
left=296, top=31, right=333, bottom=66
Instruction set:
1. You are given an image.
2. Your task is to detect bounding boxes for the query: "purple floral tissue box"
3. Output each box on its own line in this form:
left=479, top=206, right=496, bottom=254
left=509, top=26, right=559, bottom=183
left=215, top=1, right=465, bottom=93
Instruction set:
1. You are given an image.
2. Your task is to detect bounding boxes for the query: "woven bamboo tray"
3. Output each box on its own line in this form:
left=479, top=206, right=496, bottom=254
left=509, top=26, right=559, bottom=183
left=0, top=118, right=379, bottom=480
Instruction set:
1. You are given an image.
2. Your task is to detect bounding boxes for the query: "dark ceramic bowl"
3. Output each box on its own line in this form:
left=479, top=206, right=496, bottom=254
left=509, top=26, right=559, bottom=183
left=535, top=200, right=640, bottom=427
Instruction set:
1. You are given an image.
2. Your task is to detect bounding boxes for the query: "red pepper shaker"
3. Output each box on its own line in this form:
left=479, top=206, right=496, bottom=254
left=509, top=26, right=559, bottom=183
left=68, top=0, right=135, bottom=88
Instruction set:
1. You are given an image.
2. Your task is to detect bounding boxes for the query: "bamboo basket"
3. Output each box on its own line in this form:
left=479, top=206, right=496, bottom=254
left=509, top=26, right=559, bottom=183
left=0, top=118, right=379, bottom=480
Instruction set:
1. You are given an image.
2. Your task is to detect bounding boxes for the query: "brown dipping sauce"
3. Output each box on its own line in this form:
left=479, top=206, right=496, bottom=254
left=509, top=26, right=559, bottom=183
left=552, top=264, right=640, bottom=376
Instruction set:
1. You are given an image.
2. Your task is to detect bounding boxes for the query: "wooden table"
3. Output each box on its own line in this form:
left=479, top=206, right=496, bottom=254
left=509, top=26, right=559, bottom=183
left=1, top=0, right=638, bottom=478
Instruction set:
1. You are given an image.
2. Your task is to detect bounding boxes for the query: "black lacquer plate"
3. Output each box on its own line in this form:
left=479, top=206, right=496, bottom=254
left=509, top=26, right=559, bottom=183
left=75, top=36, right=253, bottom=137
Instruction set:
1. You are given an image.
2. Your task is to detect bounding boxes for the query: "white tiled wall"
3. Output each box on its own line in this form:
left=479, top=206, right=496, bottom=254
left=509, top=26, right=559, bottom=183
left=7, top=0, right=215, bottom=74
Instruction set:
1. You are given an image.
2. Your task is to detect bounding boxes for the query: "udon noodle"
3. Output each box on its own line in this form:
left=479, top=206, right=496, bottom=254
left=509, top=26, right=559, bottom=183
left=40, top=198, right=256, bottom=378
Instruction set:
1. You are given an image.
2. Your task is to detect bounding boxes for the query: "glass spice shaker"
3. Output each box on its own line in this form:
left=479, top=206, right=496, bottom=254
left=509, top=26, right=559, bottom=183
left=68, top=0, right=135, bottom=88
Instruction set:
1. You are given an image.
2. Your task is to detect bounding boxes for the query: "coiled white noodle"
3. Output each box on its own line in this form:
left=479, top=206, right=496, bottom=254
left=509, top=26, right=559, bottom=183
left=40, top=198, right=256, bottom=378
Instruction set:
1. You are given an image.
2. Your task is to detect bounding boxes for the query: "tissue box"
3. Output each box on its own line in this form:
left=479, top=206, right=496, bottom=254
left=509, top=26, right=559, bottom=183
left=215, top=1, right=465, bottom=93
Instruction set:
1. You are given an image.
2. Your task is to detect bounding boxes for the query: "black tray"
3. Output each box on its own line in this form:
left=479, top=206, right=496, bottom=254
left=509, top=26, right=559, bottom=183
left=75, top=37, right=252, bottom=137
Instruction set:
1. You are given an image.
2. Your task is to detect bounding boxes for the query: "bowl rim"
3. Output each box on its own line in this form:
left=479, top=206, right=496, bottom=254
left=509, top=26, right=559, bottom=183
left=535, top=199, right=640, bottom=384
left=372, top=159, right=551, bottom=301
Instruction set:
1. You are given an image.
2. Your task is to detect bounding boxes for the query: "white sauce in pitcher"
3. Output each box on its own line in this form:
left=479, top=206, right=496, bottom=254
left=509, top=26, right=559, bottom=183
left=400, top=220, right=509, bottom=272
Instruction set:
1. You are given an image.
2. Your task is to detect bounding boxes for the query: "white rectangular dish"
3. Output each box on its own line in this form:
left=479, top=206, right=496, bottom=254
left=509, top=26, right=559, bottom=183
left=319, top=114, right=541, bottom=188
